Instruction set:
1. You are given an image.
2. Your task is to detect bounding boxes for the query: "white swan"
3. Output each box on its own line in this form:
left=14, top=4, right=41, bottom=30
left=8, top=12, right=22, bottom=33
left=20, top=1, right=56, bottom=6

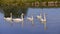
left=37, top=13, right=42, bottom=20
left=4, top=13, right=12, bottom=21
left=37, top=12, right=46, bottom=23
left=27, top=15, right=34, bottom=24
left=12, top=13, right=24, bottom=22
left=40, top=13, right=46, bottom=23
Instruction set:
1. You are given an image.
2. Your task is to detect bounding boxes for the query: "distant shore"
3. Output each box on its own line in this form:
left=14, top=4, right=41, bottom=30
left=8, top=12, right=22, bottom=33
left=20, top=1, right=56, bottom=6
left=0, top=1, right=60, bottom=8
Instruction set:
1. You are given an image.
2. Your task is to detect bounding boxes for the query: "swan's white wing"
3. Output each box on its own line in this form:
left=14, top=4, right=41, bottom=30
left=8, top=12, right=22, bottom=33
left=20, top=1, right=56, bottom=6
left=13, top=18, right=23, bottom=22
left=27, top=17, right=33, bottom=21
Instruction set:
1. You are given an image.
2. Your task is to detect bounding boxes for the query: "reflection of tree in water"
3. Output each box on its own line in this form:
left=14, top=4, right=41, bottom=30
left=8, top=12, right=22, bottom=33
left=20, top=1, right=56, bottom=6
left=3, top=6, right=28, bottom=18
left=0, top=0, right=28, bottom=18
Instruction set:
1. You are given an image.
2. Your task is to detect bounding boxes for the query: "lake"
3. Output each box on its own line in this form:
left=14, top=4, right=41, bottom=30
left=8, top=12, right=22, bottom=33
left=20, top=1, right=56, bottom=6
left=0, top=8, right=60, bottom=34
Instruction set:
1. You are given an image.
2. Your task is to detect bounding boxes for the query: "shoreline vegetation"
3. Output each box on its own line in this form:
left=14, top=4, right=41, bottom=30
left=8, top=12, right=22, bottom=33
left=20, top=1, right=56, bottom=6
left=0, top=0, right=60, bottom=12
left=0, top=0, right=60, bottom=8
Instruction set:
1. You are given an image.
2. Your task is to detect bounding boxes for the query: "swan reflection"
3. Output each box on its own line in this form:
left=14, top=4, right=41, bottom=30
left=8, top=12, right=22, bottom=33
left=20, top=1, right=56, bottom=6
left=41, top=21, right=47, bottom=30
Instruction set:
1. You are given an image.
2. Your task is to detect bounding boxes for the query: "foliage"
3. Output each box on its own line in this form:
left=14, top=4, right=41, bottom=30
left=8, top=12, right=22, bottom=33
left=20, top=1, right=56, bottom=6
left=0, top=0, right=60, bottom=12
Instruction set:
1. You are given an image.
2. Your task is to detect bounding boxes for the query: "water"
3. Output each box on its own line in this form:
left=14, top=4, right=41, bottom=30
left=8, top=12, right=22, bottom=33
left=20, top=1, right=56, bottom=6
left=0, top=8, right=60, bottom=34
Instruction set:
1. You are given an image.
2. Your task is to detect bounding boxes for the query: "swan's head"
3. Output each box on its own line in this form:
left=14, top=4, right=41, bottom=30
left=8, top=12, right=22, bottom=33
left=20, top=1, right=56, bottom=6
left=21, top=13, right=24, bottom=16
left=10, top=13, right=12, bottom=15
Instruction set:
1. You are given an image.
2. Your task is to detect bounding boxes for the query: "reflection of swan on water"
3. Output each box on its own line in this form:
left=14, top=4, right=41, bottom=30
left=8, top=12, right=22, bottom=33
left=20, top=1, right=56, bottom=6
left=27, top=15, right=34, bottom=25
left=12, top=13, right=24, bottom=22
left=4, top=13, right=12, bottom=21
left=44, top=22, right=47, bottom=30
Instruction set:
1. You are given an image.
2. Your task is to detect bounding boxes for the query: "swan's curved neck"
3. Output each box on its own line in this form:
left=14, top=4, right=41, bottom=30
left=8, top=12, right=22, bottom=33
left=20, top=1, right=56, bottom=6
left=40, top=13, right=42, bottom=18
left=21, top=14, right=23, bottom=19
left=10, top=13, right=12, bottom=18
left=32, top=16, right=33, bottom=18
left=44, top=13, right=46, bottom=20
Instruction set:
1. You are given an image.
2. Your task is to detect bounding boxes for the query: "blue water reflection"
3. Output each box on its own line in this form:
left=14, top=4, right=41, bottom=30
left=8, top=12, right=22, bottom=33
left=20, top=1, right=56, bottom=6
left=0, top=8, right=60, bottom=34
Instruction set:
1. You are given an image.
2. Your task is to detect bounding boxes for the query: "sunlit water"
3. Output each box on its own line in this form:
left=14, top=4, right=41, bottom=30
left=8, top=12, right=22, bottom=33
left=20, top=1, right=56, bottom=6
left=0, top=8, right=60, bottom=34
